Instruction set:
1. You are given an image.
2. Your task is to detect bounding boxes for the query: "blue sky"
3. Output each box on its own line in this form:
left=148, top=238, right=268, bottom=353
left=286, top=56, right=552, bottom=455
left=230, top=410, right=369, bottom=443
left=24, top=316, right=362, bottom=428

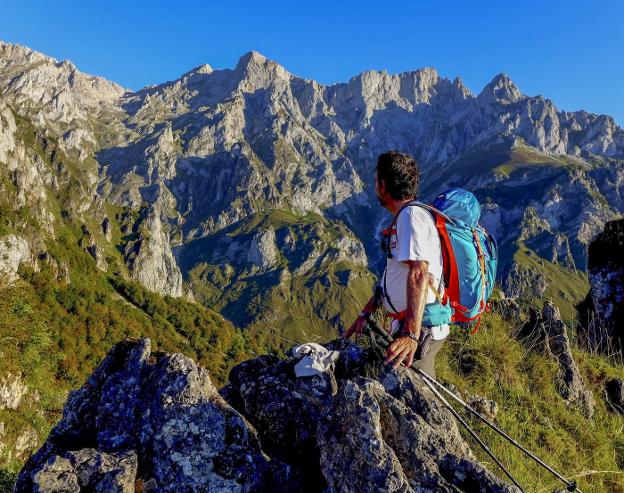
left=2, top=0, right=623, bottom=125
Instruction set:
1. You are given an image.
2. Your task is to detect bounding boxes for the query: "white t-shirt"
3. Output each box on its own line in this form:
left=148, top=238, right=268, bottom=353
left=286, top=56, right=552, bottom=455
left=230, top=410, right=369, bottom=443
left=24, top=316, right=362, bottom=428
left=382, top=205, right=450, bottom=340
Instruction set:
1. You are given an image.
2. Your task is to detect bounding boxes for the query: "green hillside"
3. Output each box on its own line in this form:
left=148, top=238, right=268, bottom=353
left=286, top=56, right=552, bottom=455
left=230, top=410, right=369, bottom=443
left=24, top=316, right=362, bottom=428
left=0, top=228, right=259, bottom=485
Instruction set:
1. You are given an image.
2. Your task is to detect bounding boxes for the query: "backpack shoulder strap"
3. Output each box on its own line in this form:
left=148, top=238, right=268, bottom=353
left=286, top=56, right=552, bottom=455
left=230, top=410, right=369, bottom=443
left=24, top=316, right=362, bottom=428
left=396, top=201, right=449, bottom=303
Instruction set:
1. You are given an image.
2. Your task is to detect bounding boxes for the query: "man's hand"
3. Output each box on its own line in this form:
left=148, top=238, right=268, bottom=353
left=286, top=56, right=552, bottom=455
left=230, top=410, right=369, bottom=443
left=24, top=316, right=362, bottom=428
left=342, top=315, right=368, bottom=339
left=384, top=335, right=418, bottom=369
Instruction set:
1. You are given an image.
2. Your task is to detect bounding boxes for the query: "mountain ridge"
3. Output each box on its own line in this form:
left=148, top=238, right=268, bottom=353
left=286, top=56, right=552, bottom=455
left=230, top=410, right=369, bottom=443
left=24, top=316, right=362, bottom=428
left=1, top=39, right=622, bottom=321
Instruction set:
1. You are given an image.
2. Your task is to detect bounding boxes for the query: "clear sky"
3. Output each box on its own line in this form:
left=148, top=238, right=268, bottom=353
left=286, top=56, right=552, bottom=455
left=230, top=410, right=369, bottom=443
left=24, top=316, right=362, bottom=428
left=2, top=0, right=623, bottom=125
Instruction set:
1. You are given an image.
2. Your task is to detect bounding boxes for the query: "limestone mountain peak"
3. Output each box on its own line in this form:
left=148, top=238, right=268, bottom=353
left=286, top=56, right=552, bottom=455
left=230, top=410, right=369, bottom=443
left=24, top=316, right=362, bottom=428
left=479, top=72, right=522, bottom=103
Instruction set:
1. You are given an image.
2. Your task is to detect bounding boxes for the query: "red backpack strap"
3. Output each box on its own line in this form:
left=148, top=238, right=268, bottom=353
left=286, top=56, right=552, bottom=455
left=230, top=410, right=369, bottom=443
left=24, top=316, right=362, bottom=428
left=430, top=211, right=460, bottom=309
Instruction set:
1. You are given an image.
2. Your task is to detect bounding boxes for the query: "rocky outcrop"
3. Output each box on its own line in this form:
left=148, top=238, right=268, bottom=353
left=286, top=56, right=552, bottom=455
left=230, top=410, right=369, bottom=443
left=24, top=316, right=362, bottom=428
left=0, top=371, right=28, bottom=409
left=247, top=227, right=279, bottom=270
left=0, top=235, right=31, bottom=285
left=523, top=302, right=595, bottom=417
left=503, top=260, right=547, bottom=300
left=467, top=395, right=499, bottom=420
left=28, top=449, right=137, bottom=493
left=124, top=210, right=183, bottom=298
left=16, top=339, right=293, bottom=493
left=18, top=338, right=519, bottom=493
left=581, top=218, right=624, bottom=352
left=605, top=378, right=624, bottom=414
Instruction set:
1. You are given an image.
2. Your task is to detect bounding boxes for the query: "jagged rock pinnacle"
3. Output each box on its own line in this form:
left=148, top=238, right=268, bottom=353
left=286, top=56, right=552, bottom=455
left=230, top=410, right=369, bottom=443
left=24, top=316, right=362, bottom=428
left=479, top=72, right=522, bottom=103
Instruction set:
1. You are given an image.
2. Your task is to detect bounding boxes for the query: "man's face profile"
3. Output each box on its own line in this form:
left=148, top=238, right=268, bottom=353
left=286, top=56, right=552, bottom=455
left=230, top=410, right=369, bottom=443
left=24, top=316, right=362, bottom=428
left=375, top=172, right=385, bottom=207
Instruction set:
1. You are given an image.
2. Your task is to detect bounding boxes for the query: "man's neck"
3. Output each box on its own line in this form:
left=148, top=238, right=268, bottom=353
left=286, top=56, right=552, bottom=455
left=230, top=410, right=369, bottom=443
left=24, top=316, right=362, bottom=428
left=387, top=197, right=415, bottom=216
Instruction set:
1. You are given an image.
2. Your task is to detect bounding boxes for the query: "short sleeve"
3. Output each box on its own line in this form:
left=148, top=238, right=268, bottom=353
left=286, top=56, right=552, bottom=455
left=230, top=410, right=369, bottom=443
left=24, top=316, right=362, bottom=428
left=395, top=207, right=437, bottom=263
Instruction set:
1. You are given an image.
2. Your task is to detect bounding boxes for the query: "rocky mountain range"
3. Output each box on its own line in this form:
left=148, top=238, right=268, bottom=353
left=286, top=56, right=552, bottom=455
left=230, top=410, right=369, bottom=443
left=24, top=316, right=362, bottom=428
left=1, top=41, right=623, bottom=339
left=2, top=39, right=624, bottom=491
left=1, top=41, right=623, bottom=326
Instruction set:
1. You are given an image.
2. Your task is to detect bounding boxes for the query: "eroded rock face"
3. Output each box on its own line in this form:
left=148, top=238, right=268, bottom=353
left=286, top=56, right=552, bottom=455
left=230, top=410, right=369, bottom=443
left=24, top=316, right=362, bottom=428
left=0, top=235, right=31, bottom=285
left=19, top=338, right=519, bottom=493
left=523, top=302, right=595, bottom=418
left=124, top=210, right=183, bottom=298
left=247, top=227, right=279, bottom=270
left=0, top=371, right=28, bottom=410
left=503, top=260, right=547, bottom=300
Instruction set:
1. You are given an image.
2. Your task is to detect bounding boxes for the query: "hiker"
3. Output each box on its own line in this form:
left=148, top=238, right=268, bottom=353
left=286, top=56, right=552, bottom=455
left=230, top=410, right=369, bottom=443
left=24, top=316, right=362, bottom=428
left=343, top=151, right=449, bottom=377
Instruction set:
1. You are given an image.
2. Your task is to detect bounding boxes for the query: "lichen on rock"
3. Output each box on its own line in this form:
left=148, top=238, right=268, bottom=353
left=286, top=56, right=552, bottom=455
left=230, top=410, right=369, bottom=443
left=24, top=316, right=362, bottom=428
left=17, top=337, right=520, bottom=492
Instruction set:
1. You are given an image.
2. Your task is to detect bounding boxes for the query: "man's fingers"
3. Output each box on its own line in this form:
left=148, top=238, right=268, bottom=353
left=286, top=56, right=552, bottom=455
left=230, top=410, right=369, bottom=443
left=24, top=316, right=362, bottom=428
left=384, top=342, right=406, bottom=365
left=392, top=348, right=410, bottom=369
left=384, top=339, right=417, bottom=368
left=384, top=343, right=398, bottom=364
left=404, top=353, right=415, bottom=368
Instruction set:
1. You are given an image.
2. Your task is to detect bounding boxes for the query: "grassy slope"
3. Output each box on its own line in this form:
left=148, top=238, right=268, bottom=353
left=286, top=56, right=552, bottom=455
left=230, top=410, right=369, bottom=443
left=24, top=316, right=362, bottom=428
left=512, top=246, right=589, bottom=325
left=184, top=208, right=377, bottom=353
left=437, top=313, right=624, bottom=493
left=0, top=253, right=258, bottom=486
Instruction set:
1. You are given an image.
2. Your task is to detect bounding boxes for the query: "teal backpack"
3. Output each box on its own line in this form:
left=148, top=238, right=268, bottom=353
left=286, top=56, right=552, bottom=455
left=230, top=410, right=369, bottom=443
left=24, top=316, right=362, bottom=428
left=381, top=188, right=498, bottom=332
left=429, top=188, right=498, bottom=332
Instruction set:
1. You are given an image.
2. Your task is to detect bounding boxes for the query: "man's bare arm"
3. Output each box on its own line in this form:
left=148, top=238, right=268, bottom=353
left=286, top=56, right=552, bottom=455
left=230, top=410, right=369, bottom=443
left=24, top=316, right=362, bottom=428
left=402, top=260, right=430, bottom=338
left=384, top=260, right=429, bottom=368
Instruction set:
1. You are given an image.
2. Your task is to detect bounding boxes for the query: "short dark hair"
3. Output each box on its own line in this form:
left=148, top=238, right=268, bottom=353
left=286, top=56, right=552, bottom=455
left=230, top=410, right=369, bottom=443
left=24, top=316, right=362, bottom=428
left=376, top=151, right=420, bottom=201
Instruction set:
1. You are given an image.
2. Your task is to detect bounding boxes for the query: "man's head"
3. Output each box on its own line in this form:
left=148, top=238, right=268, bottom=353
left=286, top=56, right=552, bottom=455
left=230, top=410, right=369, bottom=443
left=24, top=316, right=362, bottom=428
left=375, top=151, right=420, bottom=211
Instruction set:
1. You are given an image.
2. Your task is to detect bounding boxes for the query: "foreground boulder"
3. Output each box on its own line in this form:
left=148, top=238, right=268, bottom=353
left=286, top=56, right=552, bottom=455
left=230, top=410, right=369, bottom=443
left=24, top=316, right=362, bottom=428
left=605, top=378, right=624, bottom=414
left=16, top=339, right=293, bottom=493
left=18, top=338, right=519, bottom=492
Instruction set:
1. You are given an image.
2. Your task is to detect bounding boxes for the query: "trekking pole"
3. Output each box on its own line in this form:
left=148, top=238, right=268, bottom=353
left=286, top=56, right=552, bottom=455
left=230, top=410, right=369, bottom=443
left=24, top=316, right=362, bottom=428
left=362, top=314, right=580, bottom=493
left=419, top=368, right=526, bottom=492
left=417, top=369, right=580, bottom=493
left=361, top=316, right=525, bottom=492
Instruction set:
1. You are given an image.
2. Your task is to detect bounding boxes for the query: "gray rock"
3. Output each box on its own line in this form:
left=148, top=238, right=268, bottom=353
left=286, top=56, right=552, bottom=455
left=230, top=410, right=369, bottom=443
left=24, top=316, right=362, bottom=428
left=247, top=227, right=279, bottom=269
left=503, top=260, right=548, bottom=300
left=15, top=426, right=39, bottom=459
left=224, top=338, right=519, bottom=492
left=15, top=339, right=293, bottom=493
left=65, top=449, right=137, bottom=493
left=523, top=303, right=595, bottom=418
left=0, top=371, right=28, bottom=409
left=495, top=298, right=523, bottom=324
left=0, top=235, right=31, bottom=285
left=605, top=378, right=624, bottom=414
left=31, top=455, right=79, bottom=493
left=125, top=209, right=183, bottom=298
left=467, top=395, right=499, bottom=419
left=582, top=219, right=624, bottom=353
